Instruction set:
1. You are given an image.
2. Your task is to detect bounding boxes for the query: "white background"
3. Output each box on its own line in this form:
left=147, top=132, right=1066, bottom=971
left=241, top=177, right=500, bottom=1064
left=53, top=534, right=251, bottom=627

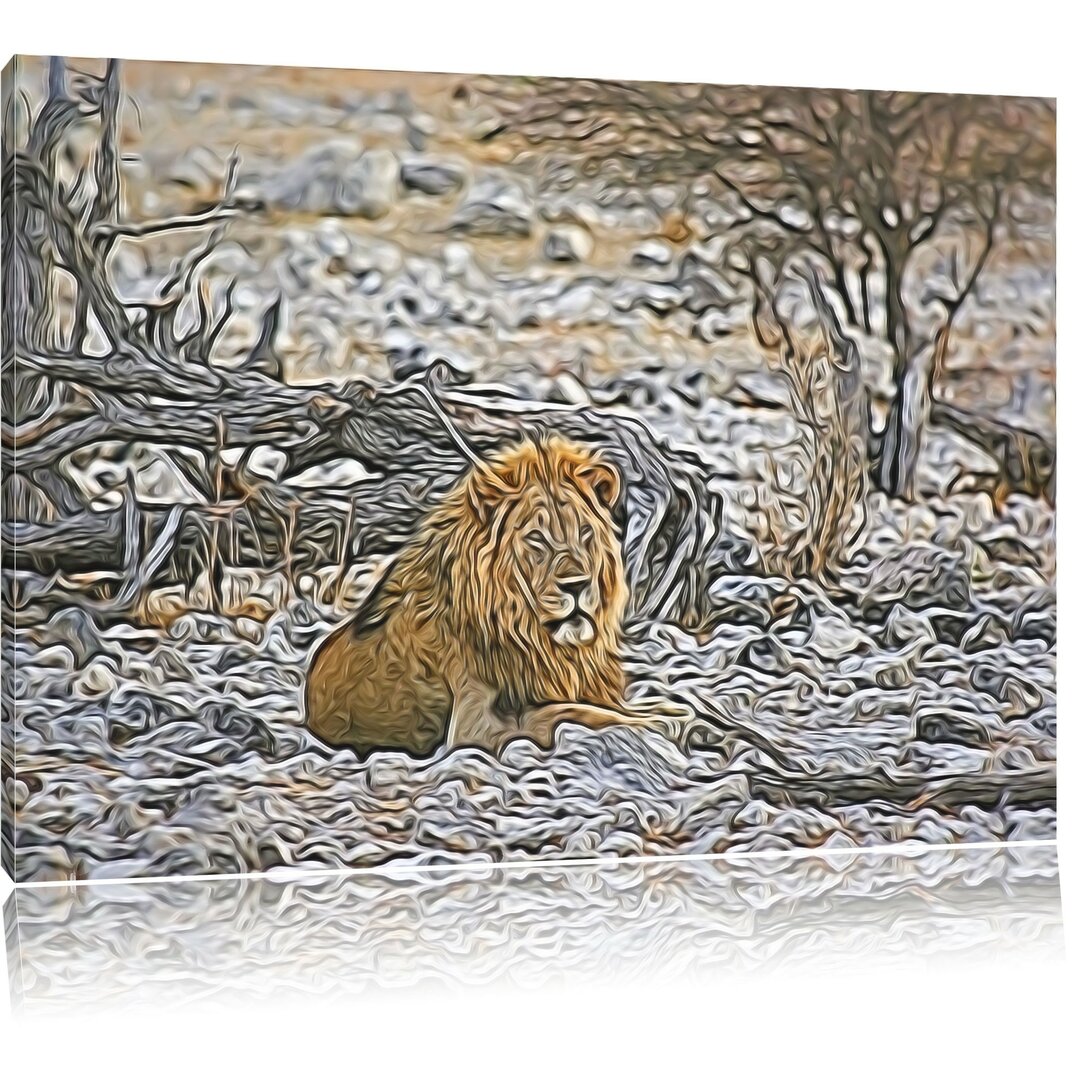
left=1, top=3, right=1075, bottom=1077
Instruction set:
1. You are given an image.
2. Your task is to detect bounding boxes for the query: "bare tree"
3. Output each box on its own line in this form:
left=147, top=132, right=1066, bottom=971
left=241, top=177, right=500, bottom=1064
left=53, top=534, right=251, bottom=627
left=466, top=79, right=1054, bottom=503
left=710, top=87, right=1054, bottom=500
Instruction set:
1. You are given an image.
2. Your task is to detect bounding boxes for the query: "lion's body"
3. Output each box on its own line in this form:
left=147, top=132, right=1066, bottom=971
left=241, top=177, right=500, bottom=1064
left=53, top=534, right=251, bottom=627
left=304, top=437, right=631, bottom=757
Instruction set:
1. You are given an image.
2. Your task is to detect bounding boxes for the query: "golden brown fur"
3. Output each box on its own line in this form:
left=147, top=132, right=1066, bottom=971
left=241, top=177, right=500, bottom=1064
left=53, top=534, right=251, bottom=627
left=305, top=436, right=641, bottom=757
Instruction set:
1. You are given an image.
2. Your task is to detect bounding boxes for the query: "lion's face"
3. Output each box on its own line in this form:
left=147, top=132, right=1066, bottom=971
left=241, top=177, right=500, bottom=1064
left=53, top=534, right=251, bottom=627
left=461, top=437, right=627, bottom=652
left=516, top=493, right=610, bottom=647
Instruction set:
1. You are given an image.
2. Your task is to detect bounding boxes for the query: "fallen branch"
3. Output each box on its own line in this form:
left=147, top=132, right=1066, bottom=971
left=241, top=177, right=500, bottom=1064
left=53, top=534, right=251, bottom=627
left=750, top=762, right=1056, bottom=814
left=933, top=400, right=1055, bottom=503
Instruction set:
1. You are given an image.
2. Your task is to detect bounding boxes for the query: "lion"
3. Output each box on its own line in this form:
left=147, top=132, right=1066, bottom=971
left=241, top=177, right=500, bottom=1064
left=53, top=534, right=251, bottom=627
left=305, top=435, right=666, bottom=757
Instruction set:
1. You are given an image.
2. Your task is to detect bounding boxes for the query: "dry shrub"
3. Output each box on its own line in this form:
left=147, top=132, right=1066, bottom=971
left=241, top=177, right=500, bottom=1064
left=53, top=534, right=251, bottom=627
left=750, top=321, right=869, bottom=582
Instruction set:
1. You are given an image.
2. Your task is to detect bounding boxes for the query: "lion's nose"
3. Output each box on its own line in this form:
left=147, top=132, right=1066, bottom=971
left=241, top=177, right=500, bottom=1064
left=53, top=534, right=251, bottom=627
left=558, top=576, right=590, bottom=605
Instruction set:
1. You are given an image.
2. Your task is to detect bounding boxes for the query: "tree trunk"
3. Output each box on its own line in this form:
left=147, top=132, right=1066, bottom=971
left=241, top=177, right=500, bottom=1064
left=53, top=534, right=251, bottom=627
left=875, top=342, right=933, bottom=500
left=872, top=234, right=929, bottom=501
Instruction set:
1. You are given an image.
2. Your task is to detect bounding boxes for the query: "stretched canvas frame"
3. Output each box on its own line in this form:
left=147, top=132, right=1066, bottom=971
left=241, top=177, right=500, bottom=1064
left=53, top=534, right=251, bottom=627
left=1, top=56, right=1056, bottom=884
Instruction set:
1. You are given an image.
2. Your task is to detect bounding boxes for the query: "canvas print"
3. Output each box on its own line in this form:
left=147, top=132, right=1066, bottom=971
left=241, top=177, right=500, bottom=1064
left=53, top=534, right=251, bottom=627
left=1, top=57, right=1055, bottom=883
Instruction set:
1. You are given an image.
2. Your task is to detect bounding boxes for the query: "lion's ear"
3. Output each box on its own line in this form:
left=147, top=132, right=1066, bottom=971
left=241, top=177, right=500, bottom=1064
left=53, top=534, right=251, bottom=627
left=466, top=462, right=509, bottom=523
left=579, top=459, right=620, bottom=509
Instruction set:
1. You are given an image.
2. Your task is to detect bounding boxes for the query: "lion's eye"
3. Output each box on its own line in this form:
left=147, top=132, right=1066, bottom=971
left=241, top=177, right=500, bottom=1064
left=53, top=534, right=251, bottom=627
left=524, top=529, right=551, bottom=562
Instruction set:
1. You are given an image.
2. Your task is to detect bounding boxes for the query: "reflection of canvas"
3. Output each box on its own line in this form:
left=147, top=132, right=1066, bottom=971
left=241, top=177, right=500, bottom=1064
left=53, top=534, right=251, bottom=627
left=4, top=846, right=1063, bottom=1011
left=1, top=57, right=1055, bottom=883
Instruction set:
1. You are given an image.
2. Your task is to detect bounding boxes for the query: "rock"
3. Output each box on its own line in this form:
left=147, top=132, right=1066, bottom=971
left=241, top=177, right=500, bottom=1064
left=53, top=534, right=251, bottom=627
left=855, top=543, right=971, bottom=619
left=352, top=148, right=400, bottom=219
left=73, top=658, right=119, bottom=698
left=961, top=613, right=1012, bottom=653
left=257, top=140, right=400, bottom=218
left=802, top=613, right=871, bottom=660
left=541, top=280, right=606, bottom=323
left=726, top=370, right=791, bottom=409
left=205, top=703, right=279, bottom=759
left=449, top=178, right=532, bottom=237
left=400, top=160, right=463, bottom=196
left=1010, top=588, right=1055, bottom=645
left=915, top=709, right=992, bottom=749
left=693, top=310, right=737, bottom=343
left=107, top=692, right=157, bottom=745
left=972, top=664, right=1044, bottom=716
left=35, top=608, right=107, bottom=667
left=442, top=240, right=475, bottom=277
left=706, top=575, right=777, bottom=628
left=234, top=617, right=264, bottom=644
left=996, top=746, right=1038, bottom=770
left=652, top=185, right=680, bottom=211
left=732, top=800, right=774, bottom=828
left=284, top=458, right=379, bottom=489
left=998, top=676, right=1046, bottom=717
left=820, top=831, right=858, bottom=852
left=881, top=605, right=936, bottom=649
left=731, top=632, right=795, bottom=674
left=928, top=611, right=971, bottom=648
left=151, top=648, right=200, bottom=684
left=544, top=224, right=593, bottom=263
left=314, top=221, right=351, bottom=258
left=870, top=656, right=915, bottom=690
left=167, top=612, right=228, bottom=643
left=550, top=372, right=594, bottom=405
left=1027, top=707, right=1056, bottom=738
left=676, top=256, right=733, bottom=315
left=632, top=239, right=674, bottom=267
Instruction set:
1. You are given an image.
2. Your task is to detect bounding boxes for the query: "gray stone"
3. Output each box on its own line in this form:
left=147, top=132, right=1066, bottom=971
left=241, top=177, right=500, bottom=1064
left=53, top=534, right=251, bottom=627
left=632, top=239, right=674, bottom=267
left=352, top=148, right=400, bottom=219
left=449, top=177, right=532, bottom=237
left=544, top=224, right=594, bottom=263
left=255, top=140, right=400, bottom=218
left=400, top=160, right=463, bottom=196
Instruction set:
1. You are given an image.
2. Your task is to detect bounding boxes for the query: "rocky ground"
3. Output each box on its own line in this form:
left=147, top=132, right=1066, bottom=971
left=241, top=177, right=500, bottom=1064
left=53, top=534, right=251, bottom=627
left=5, top=61, right=1056, bottom=882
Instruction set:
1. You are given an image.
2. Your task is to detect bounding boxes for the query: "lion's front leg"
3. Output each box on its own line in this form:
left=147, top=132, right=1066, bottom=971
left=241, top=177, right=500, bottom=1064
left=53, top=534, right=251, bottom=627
left=518, top=702, right=630, bottom=749
left=514, top=699, right=693, bottom=750
left=445, top=674, right=508, bottom=751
